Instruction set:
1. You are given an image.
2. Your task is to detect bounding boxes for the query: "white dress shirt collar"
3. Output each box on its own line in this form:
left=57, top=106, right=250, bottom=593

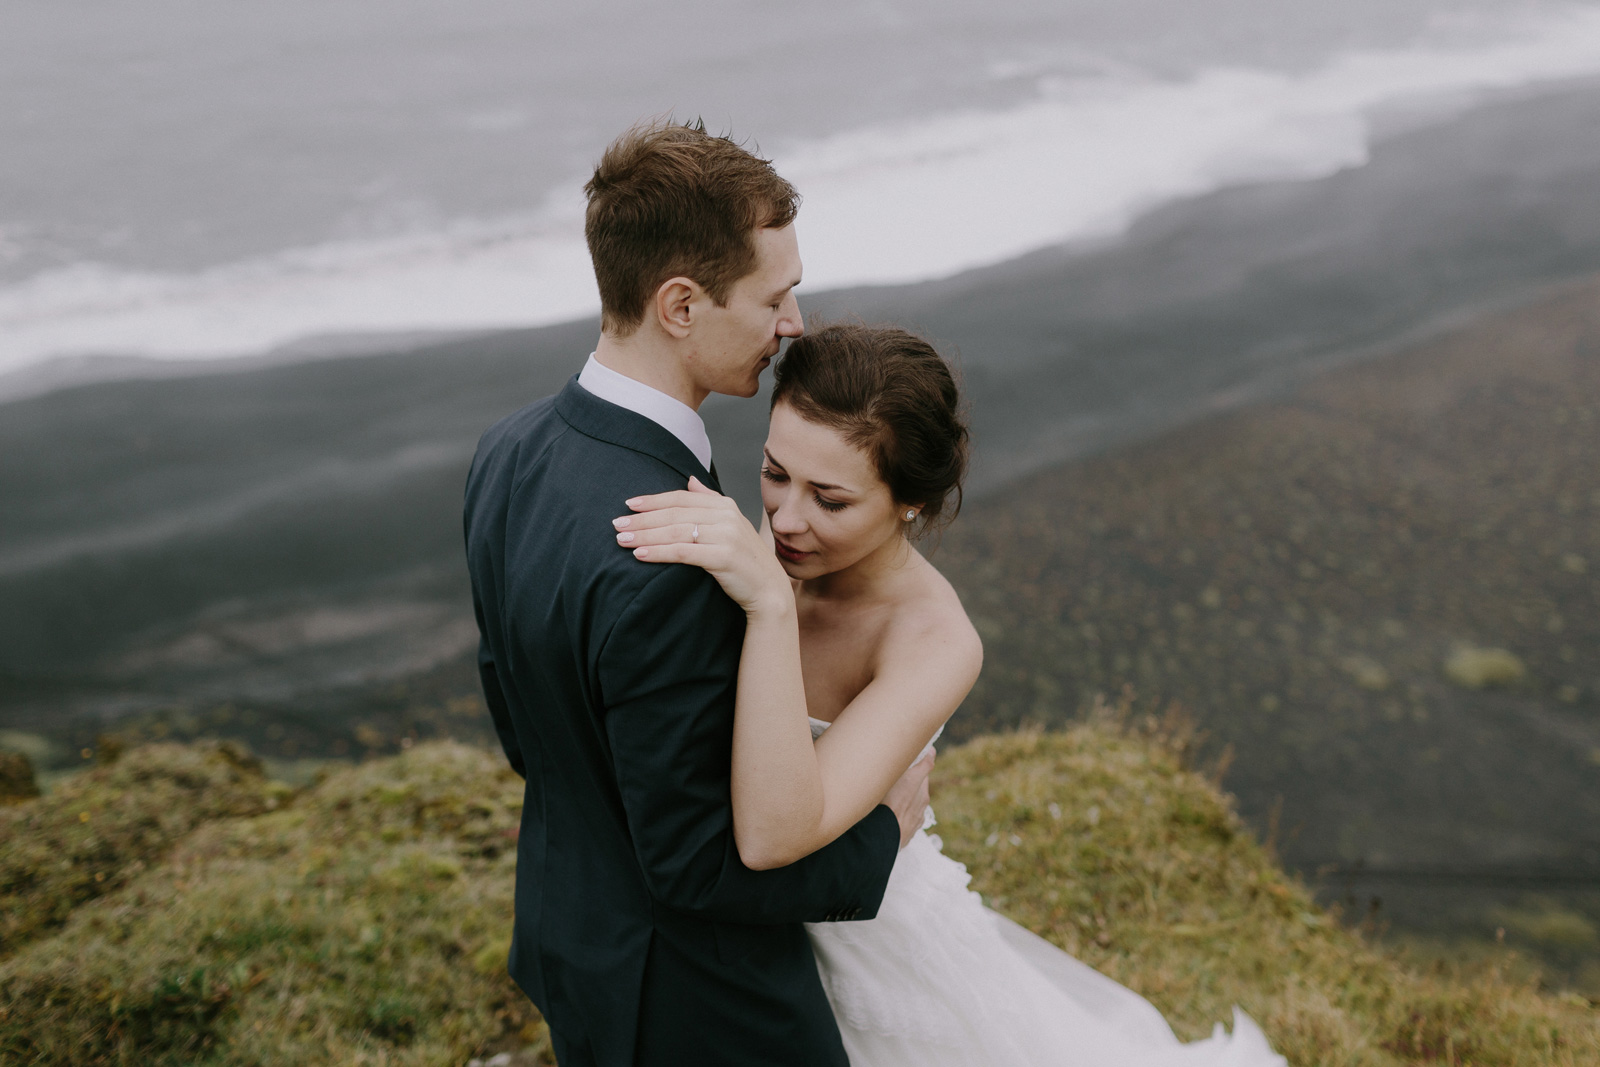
left=576, top=354, right=713, bottom=470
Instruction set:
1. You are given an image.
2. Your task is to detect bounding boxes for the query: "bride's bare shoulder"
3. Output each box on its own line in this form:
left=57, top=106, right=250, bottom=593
left=878, top=555, right=983, bottom=682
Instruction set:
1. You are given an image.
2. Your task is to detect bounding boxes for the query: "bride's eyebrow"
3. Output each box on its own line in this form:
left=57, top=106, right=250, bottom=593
left=764, top=449, right=858, bottom=495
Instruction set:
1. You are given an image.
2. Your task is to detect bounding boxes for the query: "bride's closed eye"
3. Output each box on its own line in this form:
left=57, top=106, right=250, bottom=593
left=761, top=466, right=849, bottom=512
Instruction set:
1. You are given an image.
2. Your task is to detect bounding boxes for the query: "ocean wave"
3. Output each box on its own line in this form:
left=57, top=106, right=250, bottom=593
left=4, top=4, right=1600, bottom=378
left=779, top=4, right=1600, bottom=288
left=0, top=206, right=598, bottom=377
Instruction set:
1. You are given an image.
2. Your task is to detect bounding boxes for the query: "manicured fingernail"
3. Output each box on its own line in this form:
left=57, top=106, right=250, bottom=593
left=613, top=516, right=630, bottom=529
left=633, top=547, right=648, bottom=559
left=625, top=497, right=642, bottom=508
left=616, top=532, right=634, bottom=544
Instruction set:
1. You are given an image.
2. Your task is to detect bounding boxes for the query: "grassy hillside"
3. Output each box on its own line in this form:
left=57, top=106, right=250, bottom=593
left=1, top=722, right=1594, bottom=1066
left=0, top=740, right=537, bottom=1066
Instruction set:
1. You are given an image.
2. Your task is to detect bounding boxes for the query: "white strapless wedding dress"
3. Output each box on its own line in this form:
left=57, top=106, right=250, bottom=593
left=804, top=719, right=1287, bottom=1066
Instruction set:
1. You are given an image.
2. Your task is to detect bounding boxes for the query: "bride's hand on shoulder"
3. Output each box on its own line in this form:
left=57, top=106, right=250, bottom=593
left=614, top=477, right=793, bottom=618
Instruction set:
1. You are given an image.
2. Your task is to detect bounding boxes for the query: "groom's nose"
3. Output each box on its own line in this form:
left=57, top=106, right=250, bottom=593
left=776, top=292, right=803, bottom=338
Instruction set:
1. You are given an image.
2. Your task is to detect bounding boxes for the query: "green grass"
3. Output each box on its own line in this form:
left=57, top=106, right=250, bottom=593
left=0, top=741, right=541, bottom=1066
left=932, top=705, right=1600, bottom=1065
left=0, top=740, right=284, bottom=957
left=1, top=722, right=1594, bottom=1065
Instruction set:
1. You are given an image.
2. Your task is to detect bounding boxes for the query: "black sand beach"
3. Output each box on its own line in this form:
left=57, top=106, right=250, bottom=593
left=3, top=77, right=1599, bottom=970
left=935, top=273, right=1600, bottom=980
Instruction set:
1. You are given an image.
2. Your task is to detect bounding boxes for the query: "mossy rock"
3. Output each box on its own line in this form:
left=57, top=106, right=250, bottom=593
left=1444, top=646, right=1527, bottom=689
left=0, top=750, right=39, bottom=805
left=0, top=741, right=280, bottom=958
left=0, top=741, right=545, bottom=1067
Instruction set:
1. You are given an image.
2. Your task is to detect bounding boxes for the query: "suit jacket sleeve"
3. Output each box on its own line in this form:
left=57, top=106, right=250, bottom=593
left=474, top=598, right=526, bottom=781
left=599, top=561, right=900, bottom=925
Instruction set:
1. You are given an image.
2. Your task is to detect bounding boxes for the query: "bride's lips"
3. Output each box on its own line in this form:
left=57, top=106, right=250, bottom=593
left=773, top=538, right=810, bottom=564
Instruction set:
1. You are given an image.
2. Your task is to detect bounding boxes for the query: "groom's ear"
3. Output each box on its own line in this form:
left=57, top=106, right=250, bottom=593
left=655, top=276, right=699, bottom=339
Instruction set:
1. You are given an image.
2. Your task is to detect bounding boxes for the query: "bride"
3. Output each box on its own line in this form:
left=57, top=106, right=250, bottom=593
left=614, top=323, right=1286, bottom=1066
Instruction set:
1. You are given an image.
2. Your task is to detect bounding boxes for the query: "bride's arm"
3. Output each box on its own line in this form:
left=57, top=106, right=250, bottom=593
left=728, top=579, right=829, bottom=868
left=777, top=612, right=980, bottom=864
left=615, top=480, right=979, bottom=869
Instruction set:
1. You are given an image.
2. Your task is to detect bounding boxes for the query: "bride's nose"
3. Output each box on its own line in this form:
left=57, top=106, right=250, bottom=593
left=770, top=494, right=808, bottom=535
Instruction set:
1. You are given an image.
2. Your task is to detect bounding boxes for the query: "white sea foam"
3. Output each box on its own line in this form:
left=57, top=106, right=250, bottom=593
left=0, top=206, right=599, bottom=376
left=782, top=5, right=1600, bottom=288
left=3, top=4, right=1600, bottom=378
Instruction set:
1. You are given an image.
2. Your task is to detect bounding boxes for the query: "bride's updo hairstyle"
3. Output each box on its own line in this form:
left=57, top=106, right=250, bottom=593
left=772, top=323, right=969, bottom=536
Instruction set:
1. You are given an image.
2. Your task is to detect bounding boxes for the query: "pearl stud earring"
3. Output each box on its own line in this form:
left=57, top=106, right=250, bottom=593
left=904, top=510, right=916, bottom=521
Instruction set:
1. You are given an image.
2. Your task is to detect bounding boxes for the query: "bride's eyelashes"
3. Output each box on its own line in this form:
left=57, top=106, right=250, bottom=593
left=761, top=466, right=849, bottom=513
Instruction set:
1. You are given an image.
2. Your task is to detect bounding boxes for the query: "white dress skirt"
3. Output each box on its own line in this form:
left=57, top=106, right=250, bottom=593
left=804, top=719, right=1287, bottom=1066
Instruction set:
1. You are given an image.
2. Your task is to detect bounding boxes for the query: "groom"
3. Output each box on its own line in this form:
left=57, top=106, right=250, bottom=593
left=463, top=121, right=931, bottom=1066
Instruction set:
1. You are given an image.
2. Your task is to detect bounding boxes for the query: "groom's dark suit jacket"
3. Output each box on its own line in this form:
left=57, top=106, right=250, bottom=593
left=464, top=377, right=901, bottom=1067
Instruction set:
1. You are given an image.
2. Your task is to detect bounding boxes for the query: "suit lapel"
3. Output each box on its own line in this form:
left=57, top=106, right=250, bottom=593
left=554, top=376, right=720, bottom=490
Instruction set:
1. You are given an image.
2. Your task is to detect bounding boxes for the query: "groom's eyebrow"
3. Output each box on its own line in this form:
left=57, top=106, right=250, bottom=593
left=768, top=275, right=801, bottom=300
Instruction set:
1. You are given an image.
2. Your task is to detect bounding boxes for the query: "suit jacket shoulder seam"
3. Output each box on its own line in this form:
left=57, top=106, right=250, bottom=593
left=504, top=420, right=572, bottom=501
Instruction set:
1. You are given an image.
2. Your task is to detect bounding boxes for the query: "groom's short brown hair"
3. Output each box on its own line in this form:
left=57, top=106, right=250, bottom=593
left=584, top=120, right=800, bottom=335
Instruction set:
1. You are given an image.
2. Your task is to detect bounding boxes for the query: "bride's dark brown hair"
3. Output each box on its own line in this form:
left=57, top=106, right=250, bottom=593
left=771, top=323, right=969, bottom=536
